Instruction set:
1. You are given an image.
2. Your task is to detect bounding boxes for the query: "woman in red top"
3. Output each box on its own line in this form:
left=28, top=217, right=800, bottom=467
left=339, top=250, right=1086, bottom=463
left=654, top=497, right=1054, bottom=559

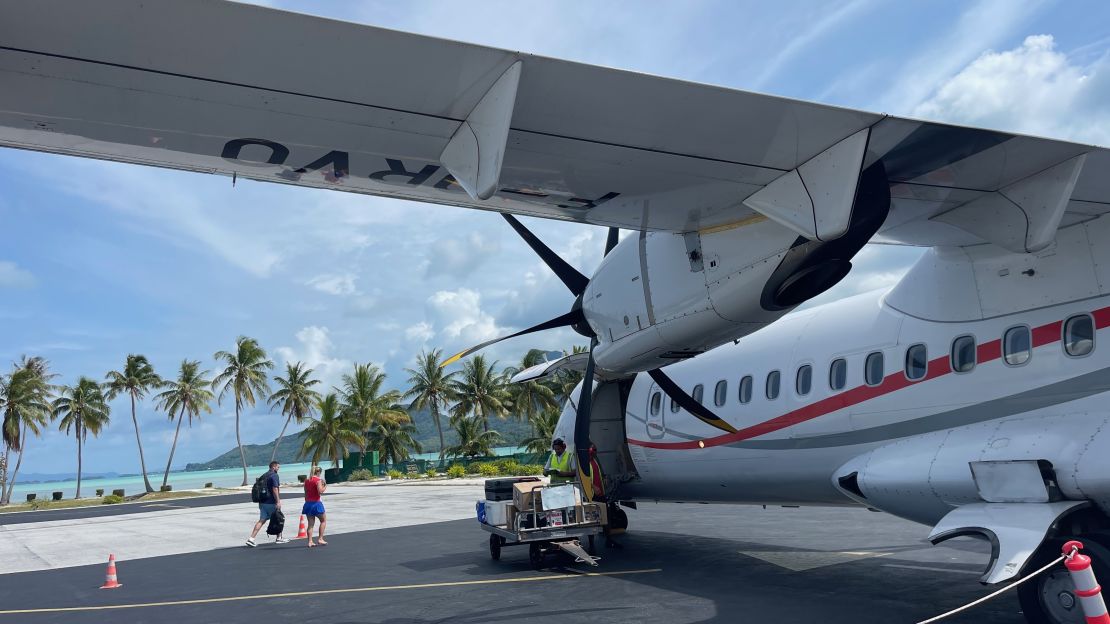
left=302, top=466, right=328, bottom=547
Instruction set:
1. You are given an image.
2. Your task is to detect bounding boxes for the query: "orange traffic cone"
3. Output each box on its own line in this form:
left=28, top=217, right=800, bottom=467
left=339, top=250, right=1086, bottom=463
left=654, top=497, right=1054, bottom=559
left=295, top=515, right=308, bottom=539
left=100, top=554, right=122, bottom=589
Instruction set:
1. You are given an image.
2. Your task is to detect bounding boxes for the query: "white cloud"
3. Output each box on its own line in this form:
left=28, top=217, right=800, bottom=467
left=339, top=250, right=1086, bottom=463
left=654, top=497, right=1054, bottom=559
left=425, top=288, right=501, bottom=345
left=913, top=35, right=1110, bottom=145
left=0, top=261, right=35, bottom=288
left=424, top=231, right=501, bottom=279
left=306, top=273, right=358, bottom=296
left=877, top=0, right=1046, bottom=114
left=404, top=321, right=435, bottom=343
left=274, top=326, right=353, bottom=392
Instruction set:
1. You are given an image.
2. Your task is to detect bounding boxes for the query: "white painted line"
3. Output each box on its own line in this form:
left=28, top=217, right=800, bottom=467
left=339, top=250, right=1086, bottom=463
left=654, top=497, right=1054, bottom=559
left=882, top=564, right=982, bottom=576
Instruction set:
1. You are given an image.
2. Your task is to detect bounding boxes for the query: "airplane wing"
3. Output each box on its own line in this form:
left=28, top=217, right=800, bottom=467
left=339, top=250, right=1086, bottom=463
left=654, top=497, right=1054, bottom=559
left=1, top=0, right=1107, bottom=247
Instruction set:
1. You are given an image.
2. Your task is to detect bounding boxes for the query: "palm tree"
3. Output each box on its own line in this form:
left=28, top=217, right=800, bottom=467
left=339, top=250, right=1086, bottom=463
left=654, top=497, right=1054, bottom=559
left=104, top=354, right=163, bottom=493
left=339, top=363, right=407, bottom=465
left=449, top=355, right=510, bottom=431
left=444, top=414, right=503, bottom=459
left=1, top=357, right=55, bottom=504
left=403, top=349, right=457, bottom=462
left=213, top=336, right=273, bottom=486
left=267, top=362, right=321, bottom=463
left=300, top=393, right=364, bottom=469
left=53, top=377, right=110, bottom=499
left=520, top=406, right=562, bottom=457
left=155, top=360, right=214, bottom=489
left=366, top=419, right=423, bottom=466
left=503, top=349, right=557, bottom=434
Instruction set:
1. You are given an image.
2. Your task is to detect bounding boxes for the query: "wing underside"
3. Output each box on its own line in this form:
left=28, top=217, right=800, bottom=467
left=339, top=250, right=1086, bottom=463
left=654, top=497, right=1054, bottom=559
left=0, top=0, right=1107, bottom=247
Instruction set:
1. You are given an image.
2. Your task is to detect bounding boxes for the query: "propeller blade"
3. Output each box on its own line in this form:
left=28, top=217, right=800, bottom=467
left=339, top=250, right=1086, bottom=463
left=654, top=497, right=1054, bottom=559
left=440, top=309, right=584, bottom=368
left=648, top=368, right=738, bottom=434
left=501, top=213, right=590, bottom=296
left=604, top=227, right=619, bottom=256
left=575, top=338, right=598, bottom=501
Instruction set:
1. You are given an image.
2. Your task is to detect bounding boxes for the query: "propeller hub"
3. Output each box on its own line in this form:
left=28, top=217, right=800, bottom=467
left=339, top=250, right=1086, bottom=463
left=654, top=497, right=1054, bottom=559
left=571, top=294, right=595, bottom=338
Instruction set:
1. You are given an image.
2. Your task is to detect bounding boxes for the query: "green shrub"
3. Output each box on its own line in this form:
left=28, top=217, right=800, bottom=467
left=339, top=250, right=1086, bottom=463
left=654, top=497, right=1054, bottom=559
left=112, top=489, right=125, bottom=497
left=425, top=468, right=437, bottom=478
left=474, top=463, right=500, bottom=477
left=102, top=495, right=124, bottom=505
left=52, top=491, right=63, bottom=501
left=29, top=499, right=45, bottom=510
left=496, top=459, right=524, bottom=476
left=204, top=482, right=214, bottom=488
left=160, top=485, right=172, bottom=492
left=447, top=464, right=466, bottom=479
left=387, top=469, right=403, bottom=479
left=95, top=489, right=104, bottom=497
left=521, top=464, right=545, bottom=476
left=348, top=468, right=375, bottom=482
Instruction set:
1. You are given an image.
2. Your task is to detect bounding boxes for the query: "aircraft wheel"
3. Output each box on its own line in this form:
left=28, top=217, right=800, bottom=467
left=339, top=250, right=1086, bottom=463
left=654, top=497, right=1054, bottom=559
left=1018, top=537, right=1110, bottom=624
left=529, top=543, right=545, bottom=569
left=609, top=505, right=629, bottom=531
left=489, top=534, right=503, bottom=561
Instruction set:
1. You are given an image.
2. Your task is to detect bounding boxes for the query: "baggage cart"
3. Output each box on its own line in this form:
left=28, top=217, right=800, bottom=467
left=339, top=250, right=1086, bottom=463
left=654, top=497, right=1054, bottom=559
left=478, top=482, right=604, bottom=568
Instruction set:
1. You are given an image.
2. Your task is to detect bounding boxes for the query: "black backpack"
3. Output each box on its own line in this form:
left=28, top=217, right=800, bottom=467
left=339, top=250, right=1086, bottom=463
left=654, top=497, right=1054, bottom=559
left=266, top=508, right=285, bottom=536
left=251, top=471, right=271, bottom=503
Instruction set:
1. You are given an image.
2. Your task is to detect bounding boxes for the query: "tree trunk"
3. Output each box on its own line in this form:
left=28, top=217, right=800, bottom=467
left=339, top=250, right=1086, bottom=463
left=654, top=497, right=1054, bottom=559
left=270, top=414, right=292, bottom=464
left=235, top=402, right=248, bottom=486
left=130, top=394, right=154, bottom=493
left=162, top=409, right=185, bottom=489
left=0, top=447, right=8, bottom=501
left=75, top=427, right=83, bottom=499
left=1, top=424, right=27, bottom=504
left=432, top=404, right=445, bottom=465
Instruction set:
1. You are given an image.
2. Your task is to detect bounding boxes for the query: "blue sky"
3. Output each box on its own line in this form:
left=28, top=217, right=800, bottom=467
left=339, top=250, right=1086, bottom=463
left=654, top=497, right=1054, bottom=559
left=2, top=0, right=1110, bottom=476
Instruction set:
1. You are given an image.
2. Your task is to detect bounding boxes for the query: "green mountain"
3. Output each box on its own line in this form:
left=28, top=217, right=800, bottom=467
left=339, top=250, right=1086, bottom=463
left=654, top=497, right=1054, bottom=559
left=184, top=406, right=538, bottom=471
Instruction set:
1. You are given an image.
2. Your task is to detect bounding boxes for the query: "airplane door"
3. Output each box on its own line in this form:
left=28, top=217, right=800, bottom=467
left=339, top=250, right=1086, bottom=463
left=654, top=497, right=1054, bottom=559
left=646, top=384, right=665, bottom=439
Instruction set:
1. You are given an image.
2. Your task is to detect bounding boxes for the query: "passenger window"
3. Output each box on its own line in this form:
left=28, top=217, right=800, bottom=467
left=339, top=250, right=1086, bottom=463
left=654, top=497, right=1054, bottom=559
left=829, top=358, right=847, bottom=391
left=951, top=335, right=976, bottom=373
left=670, top=397, right=679, bottom=413
left=692, top=384, right=704, bottom=404
left=905, top=344, right=927, bottom=381
left=714, top=380, right=727, bottom=407
left=1003, top=326, right=1031, bottom=366
left=738, top=376, right=753, bottom=404
left=650, top=392, right=661, bottom=416
left=796, top=365, right=812, bottom=396
left=766, top=370, right=780, bottom=400
left=865, top=352, right=884, bottom=386
left=1064, top=314, right=1095, bottom=357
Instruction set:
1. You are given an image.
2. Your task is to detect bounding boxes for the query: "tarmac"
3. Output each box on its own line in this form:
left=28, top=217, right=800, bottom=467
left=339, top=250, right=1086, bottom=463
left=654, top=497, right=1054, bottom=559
left=0, top=483, right=1033, bottom=623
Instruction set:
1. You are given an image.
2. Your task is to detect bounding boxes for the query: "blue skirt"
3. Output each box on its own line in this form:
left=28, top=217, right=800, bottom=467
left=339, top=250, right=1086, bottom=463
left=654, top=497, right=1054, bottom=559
left=302, top=501, right=325, bottom=517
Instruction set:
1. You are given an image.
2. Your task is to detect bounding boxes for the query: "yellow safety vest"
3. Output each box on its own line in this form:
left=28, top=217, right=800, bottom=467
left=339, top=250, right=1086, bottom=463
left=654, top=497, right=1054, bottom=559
left=549, top=451, right=573, bottom=483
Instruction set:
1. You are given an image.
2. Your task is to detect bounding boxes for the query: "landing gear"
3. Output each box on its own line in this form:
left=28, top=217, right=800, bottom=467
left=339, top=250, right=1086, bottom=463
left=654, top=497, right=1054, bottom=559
left=1018, top=536, right=1110, bottom=624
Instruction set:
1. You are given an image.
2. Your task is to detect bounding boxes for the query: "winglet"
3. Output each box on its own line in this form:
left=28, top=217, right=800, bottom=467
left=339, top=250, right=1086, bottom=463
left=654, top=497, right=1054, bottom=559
left=439, top=61, right=522, bottom=200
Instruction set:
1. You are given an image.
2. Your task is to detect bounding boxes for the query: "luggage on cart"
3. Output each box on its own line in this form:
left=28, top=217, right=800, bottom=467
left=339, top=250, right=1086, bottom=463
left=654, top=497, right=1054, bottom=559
left=484, top=476, right=541, bottom=502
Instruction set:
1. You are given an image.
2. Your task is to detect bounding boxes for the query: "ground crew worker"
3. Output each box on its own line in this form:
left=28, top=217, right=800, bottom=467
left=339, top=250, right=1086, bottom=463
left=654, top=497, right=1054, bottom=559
left=543, top=438, right=577, bottom=484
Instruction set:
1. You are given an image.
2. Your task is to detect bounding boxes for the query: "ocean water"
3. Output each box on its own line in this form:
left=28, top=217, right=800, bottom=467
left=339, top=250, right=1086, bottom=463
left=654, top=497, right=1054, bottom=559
left=7, top=446, right=523, bottom=500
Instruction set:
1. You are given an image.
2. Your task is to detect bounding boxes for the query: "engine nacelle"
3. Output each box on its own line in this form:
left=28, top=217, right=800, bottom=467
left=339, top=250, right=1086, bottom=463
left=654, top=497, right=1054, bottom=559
left=582, top=220, right=799, bottom=374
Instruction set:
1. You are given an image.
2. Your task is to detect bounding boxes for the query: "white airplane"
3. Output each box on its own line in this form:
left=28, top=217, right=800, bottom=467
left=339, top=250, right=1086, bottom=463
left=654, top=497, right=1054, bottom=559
left=2, top=2, right=1109, bottom=621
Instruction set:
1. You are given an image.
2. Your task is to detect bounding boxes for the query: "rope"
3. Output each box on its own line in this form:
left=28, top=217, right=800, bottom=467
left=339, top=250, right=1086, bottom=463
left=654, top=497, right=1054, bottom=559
left=915, top=546, right=1078, bottom=624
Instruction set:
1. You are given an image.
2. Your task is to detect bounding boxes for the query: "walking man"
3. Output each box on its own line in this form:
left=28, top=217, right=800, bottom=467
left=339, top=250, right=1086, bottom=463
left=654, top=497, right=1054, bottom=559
left=246, top=461, right=286, bottom=547
left=303, top=465, right=328, bottom=547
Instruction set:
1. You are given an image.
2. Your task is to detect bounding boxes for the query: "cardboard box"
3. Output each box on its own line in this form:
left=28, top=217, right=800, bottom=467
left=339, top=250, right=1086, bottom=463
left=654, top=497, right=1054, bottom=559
left=513, top=481, right=544, bottom=512
left=582, top=502, right=608, bottom=525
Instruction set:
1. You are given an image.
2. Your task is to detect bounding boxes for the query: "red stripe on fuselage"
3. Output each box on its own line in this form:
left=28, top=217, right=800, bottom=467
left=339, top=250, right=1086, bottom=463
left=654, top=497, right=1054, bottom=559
left=627, top=306, right=1104, bottom=450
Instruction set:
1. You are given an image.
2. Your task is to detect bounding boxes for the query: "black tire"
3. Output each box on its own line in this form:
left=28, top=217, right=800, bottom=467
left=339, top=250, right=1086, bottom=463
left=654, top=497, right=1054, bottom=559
left=529, top=542, right=544, bottom=570
left=1018, top=537, right=1110, bottom=624
left=609, top=505, right=629, bottom=531
left=489, top=534, right=502, bottom=561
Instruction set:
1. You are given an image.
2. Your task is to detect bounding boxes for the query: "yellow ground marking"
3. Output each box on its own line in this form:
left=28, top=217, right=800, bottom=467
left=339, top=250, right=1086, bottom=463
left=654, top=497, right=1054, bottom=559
left=0, top=568, right=662, bottom=615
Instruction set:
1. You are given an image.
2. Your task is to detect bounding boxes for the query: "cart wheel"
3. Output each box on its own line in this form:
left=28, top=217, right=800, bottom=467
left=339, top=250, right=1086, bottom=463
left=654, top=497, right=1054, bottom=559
left=489, top=534, right=503, bottom=561
left=587, top=535, right=596, bottom=556
left=529, top=542, right=544, bottom=569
